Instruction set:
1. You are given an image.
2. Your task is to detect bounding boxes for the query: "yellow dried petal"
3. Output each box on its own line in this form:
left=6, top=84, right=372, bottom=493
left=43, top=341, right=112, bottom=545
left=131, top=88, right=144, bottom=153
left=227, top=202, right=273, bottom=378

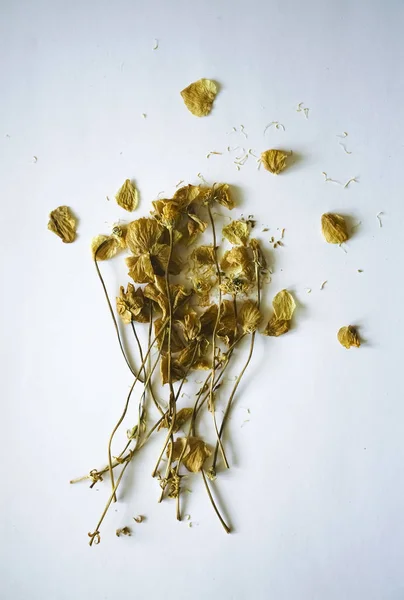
left=272, top=289, right=296, bottom=321
left=48, top=206, right=77, bottom=243
left=173, top=184, right=202, bottom=208
left=261, top=149, right=289, bottom=175
left=116, top=284, right=148, bottom=324
left=126, top=218, right=163, bottom=254
left=239, top=300, right=261, bottom=333
left=170, top=436, right=211, bottom=472
left=222, top=220, right=249, bottom=246
left=159, top=408, right=194, bottom=433
left=321, top=213, right=348, bottom=244
left=180, top=79, right=217, bottom=117
left=92, top=235, right=120, bottom=260
left=221, top=246, right=255, bottom=280
left=126, top=254, right=155, bottom=283
left=263, top=317, right=291, bottom=337
left=160, top=355, right=185, bottom=385
left=337, top=325, right=361, bottom=349
left=115, top=179, right=138, bottom=212
left=191, top=245, right=216, bottom=269
left=213, top=183, right=234, bottom=209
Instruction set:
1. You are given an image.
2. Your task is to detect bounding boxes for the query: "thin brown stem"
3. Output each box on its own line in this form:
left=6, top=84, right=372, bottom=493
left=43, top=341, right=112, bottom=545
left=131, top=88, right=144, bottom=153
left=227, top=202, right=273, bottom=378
left=201, top=469, right=230, bottom=534
left=207, top=204, right=229, bottom=468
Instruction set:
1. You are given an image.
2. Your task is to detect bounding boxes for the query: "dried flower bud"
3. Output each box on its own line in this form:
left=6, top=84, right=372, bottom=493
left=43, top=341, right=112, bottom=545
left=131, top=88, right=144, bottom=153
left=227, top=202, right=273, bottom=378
left=48, top=206, right=77, bottom=243
left=115, top=179, right=138, bottom=212
left=337, top=325, right=361, bottom=349
left=261, top=149, right=289, bottom=174
left=321, top=213, right=348, bottom=244
left=180, top=79, right=217, bottom=117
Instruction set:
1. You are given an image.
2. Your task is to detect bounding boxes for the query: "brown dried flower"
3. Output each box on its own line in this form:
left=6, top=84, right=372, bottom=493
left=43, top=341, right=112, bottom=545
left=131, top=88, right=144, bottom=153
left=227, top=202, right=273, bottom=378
left=48, top=206, right=77, bottom=243
left=321, top=213, right=348, bottom=244
left=115, top=179, right=138, bottom=212
left=180, top=79, right=218, bottom=117
left=337, top=325, right=361, bottom=349
left=261, top=149, right=289, bottom=175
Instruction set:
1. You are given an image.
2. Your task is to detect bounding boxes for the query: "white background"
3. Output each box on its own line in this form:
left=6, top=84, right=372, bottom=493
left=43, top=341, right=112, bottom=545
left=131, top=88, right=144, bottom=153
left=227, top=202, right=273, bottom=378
left=1, top=1, right=404, bottom=598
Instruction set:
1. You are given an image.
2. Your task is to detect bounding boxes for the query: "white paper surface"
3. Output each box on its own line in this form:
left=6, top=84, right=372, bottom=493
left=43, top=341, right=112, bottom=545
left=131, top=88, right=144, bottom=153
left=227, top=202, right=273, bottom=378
left=1, top=1, right=404, bottom=599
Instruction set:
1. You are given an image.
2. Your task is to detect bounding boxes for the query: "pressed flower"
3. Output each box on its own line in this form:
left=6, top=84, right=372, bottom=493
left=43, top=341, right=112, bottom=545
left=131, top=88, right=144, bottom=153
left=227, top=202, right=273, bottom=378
left=116, top=284, right=149, bottom=324
left=238, top=300, right=261, bottom=333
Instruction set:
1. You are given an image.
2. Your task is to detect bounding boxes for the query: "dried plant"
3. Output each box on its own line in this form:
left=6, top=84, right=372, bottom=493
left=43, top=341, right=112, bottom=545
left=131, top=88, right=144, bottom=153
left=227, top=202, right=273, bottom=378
left=70, top=182, right=295, bottom=545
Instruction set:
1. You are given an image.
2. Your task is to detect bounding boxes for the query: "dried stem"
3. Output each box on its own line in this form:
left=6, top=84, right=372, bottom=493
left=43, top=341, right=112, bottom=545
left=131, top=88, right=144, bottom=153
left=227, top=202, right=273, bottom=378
left=201, top=469, right=230, bottom=534
left=207, top=204, right=229, bottom=468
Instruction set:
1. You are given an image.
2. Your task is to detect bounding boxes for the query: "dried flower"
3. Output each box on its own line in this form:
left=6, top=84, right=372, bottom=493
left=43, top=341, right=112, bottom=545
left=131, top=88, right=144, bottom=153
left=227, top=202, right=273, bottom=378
left=170, top=436, right=211, bottom=472
left=212, top=183, right=234, bottom=209
left=222, top=220, right=250, bottom=246
left=92, top=235, right=120, bottom=260
left=115, top=179, right=138, bottom=212
left=260, top=149, right=289, bottom=174
left=116, top=284, right=149, bottom=324
left=321, top=213, right=348, bottom=244
left=337, top=325, right=361, bottom=349
left=180, top=79, right=218, bottom=117
left=48, top=206, right=77, bottom=243
left=238, top=300, right=261, bottom=333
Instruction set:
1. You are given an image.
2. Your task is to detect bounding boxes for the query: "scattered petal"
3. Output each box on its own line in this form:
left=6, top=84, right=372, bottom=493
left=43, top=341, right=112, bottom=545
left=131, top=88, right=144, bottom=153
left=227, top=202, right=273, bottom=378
left=337, top=325, right=361, bottom=349
left=261, top=149, right=289, bottom=174
left=48, top=206, right=77, bottom=243
left=321, top=213, right=348, bottom=244
left=222, top=220, right=250, bottom=246
left=180, top=79, right=218, bottom=117
left=115, top=179, right=139, bottom=212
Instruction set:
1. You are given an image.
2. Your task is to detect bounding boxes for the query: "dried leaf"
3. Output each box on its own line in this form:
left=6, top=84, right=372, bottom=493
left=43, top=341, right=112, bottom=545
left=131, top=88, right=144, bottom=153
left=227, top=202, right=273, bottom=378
left=115, top=179, right=138, bottom=212
left=272, top=289, right=296, bottom=321
left=180, top=79, right=218, bottom=117
left=92, top=235, right=120, bottom=260
left=222, top=220, right=250, bottom=246
left=337, top=325, right=361, bottom=349
left=48, top=206, right=77, bottom=243
left=239, top=300, right=261, bottom=333
left=263, top=317, right=290, bottom=337
left=321, top=213, right=348, bottom=244
left=260, top=149, right=289, bottom=175
left=170, top=436, right=211, bottom=472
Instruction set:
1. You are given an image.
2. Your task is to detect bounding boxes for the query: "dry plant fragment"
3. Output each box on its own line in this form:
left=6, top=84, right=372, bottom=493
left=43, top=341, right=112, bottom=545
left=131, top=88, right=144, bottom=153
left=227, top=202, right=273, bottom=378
left=159, top=407, right=194, bottom=433
left=170, top=437, right=211, bottom=472
left=239, top=300, right=261, bottom=333
left=264, top=317, right=290, bottom=337
left=272, top=289, right=296, bottom=320
left=116, top=526, right=131, bottom=537
left=222, top=220, right=250, bottom=246
left=133, top=515, right=144, bottom=523
left=115, top=179, right=139, bottom=212
left=116, top=284, right=149, bottom=324
left=321, top=213, right=348, bottom=244
left=92, top=235, right=120, bottom=260
left=48, top=206, right=77, bottom=243
left=337, top=325, right=361, bottom=349
left=180, top=79, right=218, bottom=117
left=261, top=149, right=289, bottom=174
